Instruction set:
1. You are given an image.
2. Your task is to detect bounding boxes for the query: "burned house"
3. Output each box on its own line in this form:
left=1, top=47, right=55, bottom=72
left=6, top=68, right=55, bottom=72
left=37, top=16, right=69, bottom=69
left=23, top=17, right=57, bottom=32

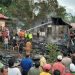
left=29, top=17, right=71, bottom=43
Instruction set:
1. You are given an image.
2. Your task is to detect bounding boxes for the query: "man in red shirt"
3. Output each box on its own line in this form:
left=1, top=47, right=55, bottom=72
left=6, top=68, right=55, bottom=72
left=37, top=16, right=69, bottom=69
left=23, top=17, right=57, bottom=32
left=52, top=55, right=66, bottom=75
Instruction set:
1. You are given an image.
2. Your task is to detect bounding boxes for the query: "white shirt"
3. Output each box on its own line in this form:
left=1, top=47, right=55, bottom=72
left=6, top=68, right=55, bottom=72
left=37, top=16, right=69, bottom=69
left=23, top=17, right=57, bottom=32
left=8, top=67, right=21, bottom=75
left=4, top=38, right=8, bottom=44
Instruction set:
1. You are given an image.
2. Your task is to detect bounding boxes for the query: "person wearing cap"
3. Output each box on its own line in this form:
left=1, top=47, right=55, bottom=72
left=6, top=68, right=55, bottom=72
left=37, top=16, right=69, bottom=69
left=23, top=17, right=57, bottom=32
left=40, top=64, right=51, bottom=75
left=8, top=58, right=21, bottom=75
left=28, top=32, right=33, bottom=42
left=52, top=55, right=66, bottom=75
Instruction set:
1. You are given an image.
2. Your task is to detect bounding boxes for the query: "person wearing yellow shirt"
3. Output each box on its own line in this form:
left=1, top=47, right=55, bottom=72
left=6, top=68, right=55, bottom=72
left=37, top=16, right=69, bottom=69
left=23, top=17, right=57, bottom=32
left=40, top=64, right=51, bottom=75
left=40, top=55, right=47, bottom=67
left=28, top=32, right=33, bottom=41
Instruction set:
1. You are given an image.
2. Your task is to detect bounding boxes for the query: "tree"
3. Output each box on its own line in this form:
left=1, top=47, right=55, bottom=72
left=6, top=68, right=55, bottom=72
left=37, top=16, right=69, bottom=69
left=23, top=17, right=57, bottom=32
left=56, top=6, right=67, bottom=19
left=0, top=0, right=12, bottom=7
left=48, top=0, right=58, bottom=12
left=0, top=0, right=67, bottom=28
left=72, top=16, right=75, bottom=22
left=7, top=0, right=34, bottom=26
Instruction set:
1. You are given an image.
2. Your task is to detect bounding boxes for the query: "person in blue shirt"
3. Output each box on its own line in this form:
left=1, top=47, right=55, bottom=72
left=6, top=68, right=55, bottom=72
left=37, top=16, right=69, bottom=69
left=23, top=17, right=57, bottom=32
left=20, top=53, right=33, bottom=75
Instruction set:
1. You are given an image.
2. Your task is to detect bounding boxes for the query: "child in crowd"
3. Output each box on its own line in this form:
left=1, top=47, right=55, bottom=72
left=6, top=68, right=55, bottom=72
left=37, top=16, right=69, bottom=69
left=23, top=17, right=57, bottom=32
left=40, top=64, right=51, bottom=75
left=4, top=37, right=9, bottom=50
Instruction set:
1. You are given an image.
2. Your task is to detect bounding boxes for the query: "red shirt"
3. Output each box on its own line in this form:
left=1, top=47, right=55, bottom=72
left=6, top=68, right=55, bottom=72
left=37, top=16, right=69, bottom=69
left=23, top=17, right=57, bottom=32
left=52, top=62, right=66, bottom=75
left=65, top=73, right=73, bottom=75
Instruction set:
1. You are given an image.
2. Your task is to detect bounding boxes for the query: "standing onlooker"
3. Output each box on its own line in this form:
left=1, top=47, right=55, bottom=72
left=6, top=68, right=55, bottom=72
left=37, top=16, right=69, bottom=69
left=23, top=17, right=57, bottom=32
left=37, top=32, right=39, bottom=39
left=28, top=61, right=40, bottom=75
left=6, top=28, right=10, bottom=40
left=40, top=54, right=47, bottom=70
left=19, top=41, right=24, bottom=54
left=25, top=41, right=32, bottom=54
left=4, top=37, right=9, bottom=50
left=20, top=53, right=33, bottom=75
left=12, top=37, right=17, bottom=51
left=52, top=55, right=66, bottom=75
left=19, top=38, right=24, bottom=54
left=40, top=64, right=51, bottom=75
left=8, top=58, right=21, bottom=75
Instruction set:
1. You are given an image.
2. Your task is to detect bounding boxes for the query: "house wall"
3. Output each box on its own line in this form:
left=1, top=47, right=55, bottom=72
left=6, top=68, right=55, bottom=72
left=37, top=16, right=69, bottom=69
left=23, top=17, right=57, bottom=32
left=31, top=24, right=68, bottom=43
left=46, top=25, right=68, bottom=43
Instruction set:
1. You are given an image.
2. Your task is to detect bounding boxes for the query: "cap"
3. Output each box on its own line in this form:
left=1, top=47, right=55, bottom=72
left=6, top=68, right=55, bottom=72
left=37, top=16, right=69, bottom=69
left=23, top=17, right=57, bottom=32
left=43, top=64, right=51, bottom=71
left=57, top=55, right=62, bottom=60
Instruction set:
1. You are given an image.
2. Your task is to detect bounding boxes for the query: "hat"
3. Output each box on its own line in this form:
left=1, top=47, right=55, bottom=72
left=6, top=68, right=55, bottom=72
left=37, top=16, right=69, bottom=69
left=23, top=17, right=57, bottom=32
left=43, top=64, right=51, bottom=71
left=57, top=55, right=62, bottom=60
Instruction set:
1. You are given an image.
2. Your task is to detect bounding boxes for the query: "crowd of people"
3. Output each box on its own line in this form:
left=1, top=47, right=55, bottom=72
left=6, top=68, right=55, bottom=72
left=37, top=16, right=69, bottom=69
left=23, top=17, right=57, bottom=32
left=0, top=27, right=33, bottom=54
left=0, top=49, right=75, bottom=75
left=0, top=27, right=75, bottom=75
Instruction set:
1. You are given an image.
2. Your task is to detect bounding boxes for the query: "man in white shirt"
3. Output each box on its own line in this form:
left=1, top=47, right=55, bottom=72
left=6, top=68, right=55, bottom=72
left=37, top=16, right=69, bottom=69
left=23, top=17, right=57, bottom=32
left=8, top=58, right=21, bottom=75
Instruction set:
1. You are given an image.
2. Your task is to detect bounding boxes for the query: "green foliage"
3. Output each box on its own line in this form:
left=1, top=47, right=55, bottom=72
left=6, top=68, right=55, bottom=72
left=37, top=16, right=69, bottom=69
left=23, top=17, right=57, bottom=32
left=48, top=0, right=58, bottom=12
left=56, top=6, right=67, bottom=19
left=71, top=16, right=75, bottom=22
left=46, top=43, right=61, bottom=63
left=0, top=0, right=67, bottom=28
left=0, top=5, right=12, bottom=17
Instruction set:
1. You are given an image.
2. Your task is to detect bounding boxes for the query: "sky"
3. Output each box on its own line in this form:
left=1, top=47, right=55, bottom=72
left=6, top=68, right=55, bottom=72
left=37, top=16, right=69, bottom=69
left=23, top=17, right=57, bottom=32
left=57, top=0, right=75, bottom=16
